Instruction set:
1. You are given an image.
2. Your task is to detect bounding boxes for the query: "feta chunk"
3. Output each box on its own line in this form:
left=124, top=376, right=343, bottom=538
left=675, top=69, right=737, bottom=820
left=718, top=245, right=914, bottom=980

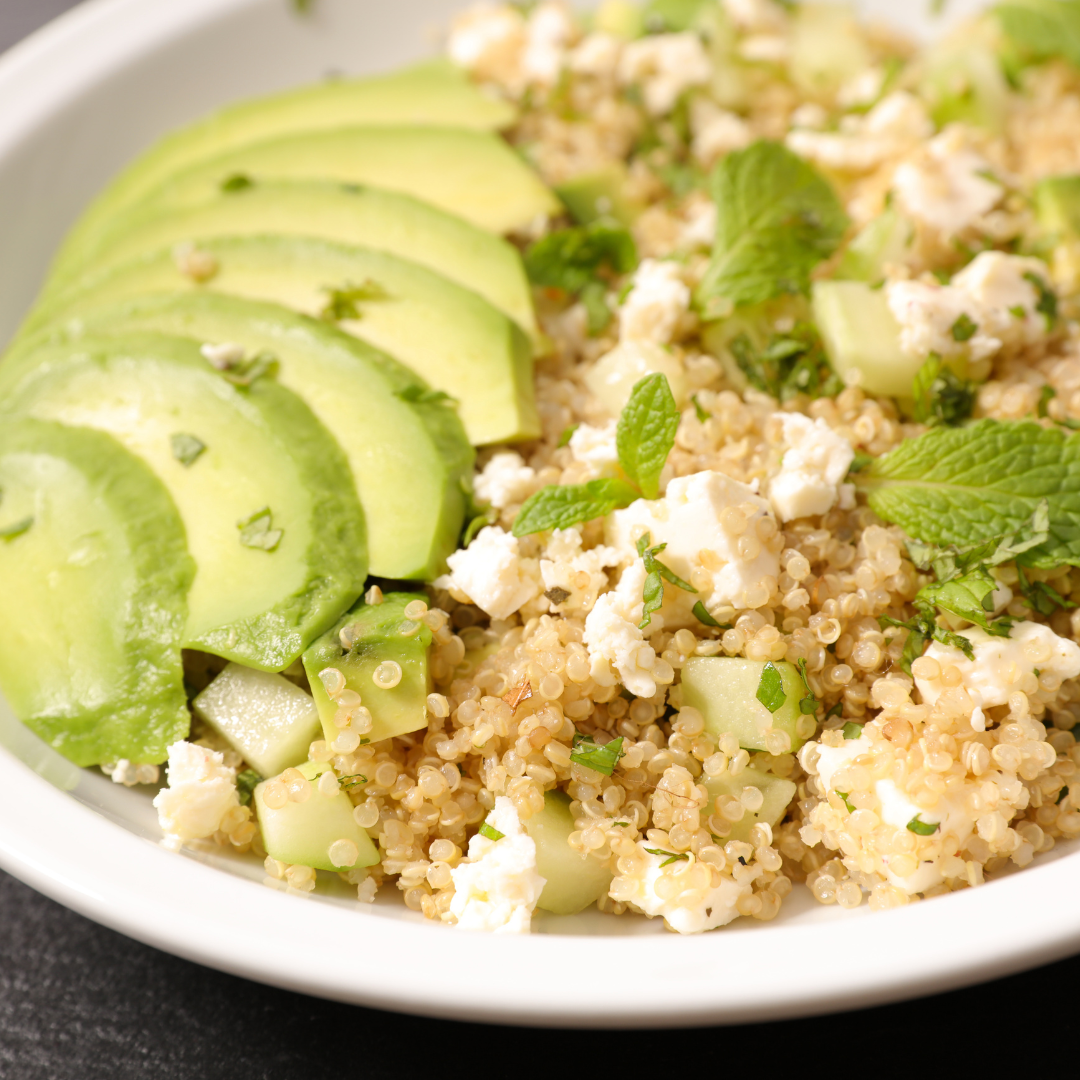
left=521, top=2, right=576, bottom=87
left=569, top=31, right=621, bottom=79
left=474, top=451, right=537, bottom=510
left=447, top=4, right=527, bottom=87
left=153, top=741, right=239, bottom=844
left=618, top=32, right=712, bottom=116
left=585, top=340, right=689, bottom=416
left=723, top=0, right=789, bottom=32
left=892, top=128, right=1004, bottom=235
left=617, top=843, right=751, bottom=933
left=915, top=620, right=1080, bottom=721
left=679, top=197, right=718, bottom=250
left=607, top=470, right=781, bottom=623
left=691, top=98, right=753, bottom=167
left=450, top=797, right=546, bottom=933
left=540, top=527, right=621, bottom=613
left=583, top=558, right=659, bottom=696
left=568, top=420, right=620, bottom=479
left=768, top=413, right=855, bottom=523
left=437, top=526, right=541, bottom=620
left=619, top=259, right=691, bottom=345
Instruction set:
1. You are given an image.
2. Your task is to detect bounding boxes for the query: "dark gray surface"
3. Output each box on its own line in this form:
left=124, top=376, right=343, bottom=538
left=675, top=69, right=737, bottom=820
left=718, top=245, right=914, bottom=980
left=0, top=1, right=1075, bottom=1075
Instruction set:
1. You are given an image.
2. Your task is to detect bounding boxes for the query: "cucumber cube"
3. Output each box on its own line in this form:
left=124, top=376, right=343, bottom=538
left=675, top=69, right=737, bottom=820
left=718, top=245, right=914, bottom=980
left=680, top=657, right=807, bottom=754
left=1035, top=176, right=1080, bottom=242
left=193, top=663, right=321, bottom=778
left=703, top=766, right=797, bottom=844
left=254, top=761, right=379, bottom=871
left=835, top=207, right=914, bottom=285
left=523, top=791, right=613, bottom=916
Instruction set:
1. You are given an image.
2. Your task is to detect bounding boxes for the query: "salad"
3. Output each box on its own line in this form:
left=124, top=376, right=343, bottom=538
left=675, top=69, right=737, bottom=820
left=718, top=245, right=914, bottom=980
left=3, top=0, right=1080, bottom=935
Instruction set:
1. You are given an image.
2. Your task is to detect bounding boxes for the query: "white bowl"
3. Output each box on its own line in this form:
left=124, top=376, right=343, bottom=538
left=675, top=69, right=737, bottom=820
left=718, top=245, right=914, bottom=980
left=1, top=0, right=1076, bottom=1028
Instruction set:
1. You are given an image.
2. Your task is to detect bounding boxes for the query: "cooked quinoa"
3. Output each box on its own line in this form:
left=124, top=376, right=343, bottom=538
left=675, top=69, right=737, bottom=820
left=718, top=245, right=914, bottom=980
left=153, top=0, right=1080, bottom=933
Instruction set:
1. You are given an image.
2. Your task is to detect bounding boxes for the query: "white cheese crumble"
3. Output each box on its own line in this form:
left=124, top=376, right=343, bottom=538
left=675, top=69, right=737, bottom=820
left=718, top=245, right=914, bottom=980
left=436, top=526, right=541, bottom=620
left=474, top=451, right=537, bottom=510
left=723, top=0, right=789, bottom=32
left=691, top=98, right=754, bottom=167
left=585, top=341, right=690, bottom=416
left=768, top=414, right=855, bottom=523
left=618, top=32, right=712, bottom=116
left=583, top=558, right=660, bottom=697
left=153, top=741, right=239, bottom=846
left=521, top=2, right=576, bottom=87
left=449, top=797, right=546, bottom=933
left=568, top=31, right=621, bottom=79
left=679, top=196, right=718, bottom=250
left=539, top=527, right=621, bottom=614
left=568, top=420, right=620, bottom=479
left=606, top=470, right=781, bottom=623
left=619, top=259, right=691, bottom=345
left=892, top=128, right=1004, bottom=235
left=617, top=843, right=752, bottom=933
left=915, top=621, right=1080, bottom=732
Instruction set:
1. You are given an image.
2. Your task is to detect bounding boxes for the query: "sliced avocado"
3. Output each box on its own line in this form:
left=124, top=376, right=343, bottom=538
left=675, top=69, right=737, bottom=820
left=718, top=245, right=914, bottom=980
left=523, top=791, right=613, bottom=915
left=302, top=593, right=432, bottom=747
left=555, top=164, right=644, bottom=227
left=702, top=767, right=797, bottom=844
left=12, top=294, right=472, bottom=579
left=0, top=418, right=192, bottom=766
left=0, top=334, right=366, bottom=671
left=46, top=181, right=537, bottom=339
left=254, top=760, right=380, bottom=871
left=55, top=61, right=517, bottom=269
left=26, top=237, right=539, bottom=446
left=114, top=126, right=560, bottom=237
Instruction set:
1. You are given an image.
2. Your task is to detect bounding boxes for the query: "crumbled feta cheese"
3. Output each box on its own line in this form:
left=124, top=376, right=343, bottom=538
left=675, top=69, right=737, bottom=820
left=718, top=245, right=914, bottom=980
left=892, top=128, right=1004, bottom=235
left=915, top=621, right=1080, bottom=728
left=606, top=470, right=781, bottom=623
left=540, top=527, right=621, bottom=613
left=887, top=251, right=1055, bottom=363
left=837, top=65, right=886, bottom=109
left=450, top=797, right=546, bottom=933
left=739, top=34, right=790, bottom=63
left=447, top=4, right=527, bottom=88
left=436, top=526, right=541, bottom=620
left=619, top=259, right=691, bottom=345
left=585, top=341, right=690, bottom=416
left=583, top=558, right=659, bottom=696
left=787, top=92, right=932, bottom=173
left=568, top=420, right=620, bottom=479
left=153, top=741, right=239, bottom=844
left=474, top=451, right=537, bottom=510
left=679, top=197, right=718, bottom=250
left=568, top=31, right=621, bottom=78
left=617, top=843, right=752, bottom=933
left=691, top=98, right=753, bottom=167
left=768, top=413, right=855, bottom=523
left=521, top=2, right=576, bottom=87
left=723, top=0, right=788, bottom=32
left=618, top=32, right=712, bottom=116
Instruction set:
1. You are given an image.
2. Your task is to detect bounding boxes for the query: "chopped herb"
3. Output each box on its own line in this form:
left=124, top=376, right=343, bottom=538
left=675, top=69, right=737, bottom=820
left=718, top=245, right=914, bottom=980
left=479, top=820, right=505, bottom=842
left=513, top=478, right=640, bottom=536
left=1024, top=271, right=1059, bottom=327
left=996, top=1, right=1080, bottom=72
left=337, top=773, right=367, bottom=788
left=220, top=173, right=255, bottom=193
left=836, top=790, right=856, bottom=813
left=617, top=374, right=680, bottom=499
left=170, top=433, right=206, bottom=467
left=756, top=661, right=787, bottom=713
left=1016, top=563, right=1078, bottom=616
left=729, top=325, right=841, bottom=402
left=0, top=517, right=33, bottom=542
left=950, top=312, right=979, bottom=342
left=395, top=385, right=454, bottom=406
left=637, top=531, right=697, bottom=630
left=912, top=355, right=975, bottom=428
left=237, top=507, right=284, bottom=552
left=691, top=393, right=710, bottom=423
left=906, top=814, right=940, bottom=836
left=644, top=847, right=690, bottom=868
left=1038, top=384, right=1057, bottom=419
left=292, top=0, right=314, bottom=10
left=557, top=424, right=580, bottom=448
left=570, top=732, right=625, bottom=776
left=235, top=769, right=262, bottom=806
left=219, top=351, right=279, bottom=388
left=880, top=609, right=975, bottom=673
left=544, top=586, right=572, bottom=605
left=580, top=279, right=613, bottom=335
left=796, top=658, right=818, bottom=715
left=692, top=601, right=728, bottom=628
left=612, top=820, right=631, bottom=827
left=319, top=280, right=389, bottom=322
left=462, top=510, right=496, bottom=548
left=841, top=722, right=864, bottom=740
left=826, top=702, right=844, bottom=721
left=848, top=451, right=874, bottom=474
left=1058, top=786, right=1069, bottom=805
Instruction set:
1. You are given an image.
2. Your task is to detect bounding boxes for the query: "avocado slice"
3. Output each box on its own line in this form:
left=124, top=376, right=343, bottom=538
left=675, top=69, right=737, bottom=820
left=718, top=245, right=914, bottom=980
left=25, top=237, right=540, bottom=446
left=302, top=593, right=432, bottom=747
left=55, top=61, right=517, bottom=271
left=0, top=418, right=192, bottom=765
left=111, top=126, right=560, bottom=237
left=46, top=180, right=538, bottom=338
left=8, top=293, right=472, bottom=579
left=0, top=334, right=366, bottom=671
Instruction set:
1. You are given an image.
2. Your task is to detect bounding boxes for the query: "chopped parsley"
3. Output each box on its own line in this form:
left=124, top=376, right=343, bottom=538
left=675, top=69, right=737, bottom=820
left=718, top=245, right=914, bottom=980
left=237, top=507, right=284, bottom=552
left=1024, top=271, right=1059, bottom=327
left=570, top=732, right=625, bottom=776
left=756, top=661, right=787, bottom=713
left=170, top=433, right=206, bottom=467
left=911, top=355, right=975, bottom=428
left=478, top=820, right=505, bottom=842
left=906, top=814, right=940, bottom=836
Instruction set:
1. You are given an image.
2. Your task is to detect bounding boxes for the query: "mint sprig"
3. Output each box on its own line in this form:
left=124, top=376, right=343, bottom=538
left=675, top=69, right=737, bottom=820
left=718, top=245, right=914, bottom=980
left=636, top=531, right=697, bottom=630
left=756, top=662, right=787, bottom=713
left=996, top=1, right=1080, bottom=71
left=570, top=732, right=625, bottom=776
left=912, top=356, right=975, bottom=428
left=512, top=478, right=640, bottom=536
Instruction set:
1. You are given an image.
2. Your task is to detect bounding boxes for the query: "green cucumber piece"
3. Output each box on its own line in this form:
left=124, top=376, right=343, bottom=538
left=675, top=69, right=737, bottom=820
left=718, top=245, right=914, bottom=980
left=703, top=766, right=797, bottom=844
left=1035, top=175, right=1080, bottom=243
left=835, top=207, right=914, bottom=284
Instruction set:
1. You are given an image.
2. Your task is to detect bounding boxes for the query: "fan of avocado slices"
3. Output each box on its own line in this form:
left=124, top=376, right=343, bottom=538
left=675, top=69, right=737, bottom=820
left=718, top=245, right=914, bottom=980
left=0, top=59, right=555, bottom=767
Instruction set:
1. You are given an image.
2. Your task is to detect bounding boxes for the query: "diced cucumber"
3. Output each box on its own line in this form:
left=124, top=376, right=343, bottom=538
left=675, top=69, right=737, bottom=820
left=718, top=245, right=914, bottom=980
left=1035, top=176, right=1080, bottom=242
left=812, top=280, right=921, bottom=398
left=193, top=662, right=322, bottom=778
left=789, top=4, right=872, bottom=96
left=254, top=760, right=379, bottom=871
left=523, top=791, right=613, bottom=915
left=302, top=593, right=432, bottom=747
left=917, top=40, right=1011, bottom=136
left=680, top=657, right=808, bottom=754
left=835, top=207, right=914, bottom=284
left=703, top=766, right=797, bottom=843
left=555, top=164, right=644, bottom=227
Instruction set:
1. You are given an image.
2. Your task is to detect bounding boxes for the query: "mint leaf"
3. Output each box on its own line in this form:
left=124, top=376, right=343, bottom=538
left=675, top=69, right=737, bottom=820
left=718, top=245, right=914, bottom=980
left=617, top=373, right=679, bottom=499
left=995, top=0, right=1080, bottom=68
left=756, top=662, right=787, bottom=712
left=238, top=507, right=283, bottom=552
left=636, top=531, right=696, bottom=630
left=858, top=421, right=1080, bottom=570
left=640, top=564, right=665, bottom=630
left=728, top=324, right=840, bottom=401
left=841, top=722, right=863, bottom=740
left=1016, top=563, right=1078, bottom=615
left=644, top=846, right=691, bottom=867
left=170, top=433, right=206, bottom=467
left=557, top=424, right=580, bottom=448
left=479, top=820, right=505, bottom=841
left=917, top=569, right=1013, bottom=635
left=524, top=221, right=638, bottom=295
left=836, top=791, right=856, bottom=812
left=1024, top=270, right=1059, bottom=326
left=912, top=356, right=975, bottom=427
left=512, top=478, right=640, bottom=537
left=880, top=609, right=976, bottom=672
left=697, top=141, right=849, bottom=316
left=796, top=658, right=819, bottom=715
left=570, top=733, right=625, bottom=775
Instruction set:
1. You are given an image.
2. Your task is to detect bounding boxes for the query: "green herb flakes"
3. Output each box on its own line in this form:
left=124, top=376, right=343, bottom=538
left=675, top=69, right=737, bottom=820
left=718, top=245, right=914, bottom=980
left=557, top=423, right=580, bottom=448
left=728, top=325, right=841, bottom=402
left=836, top=790, right=856, bottom=813
left=479, top=820, right=505, bottom=841
left=237, top=507, right=284, bottom=552
left=235, top=769, right=263, bottom=806
left=691, top=393, right=710, bottom=423
left=950, top=312, right=979, bottom=342
left=570, top=732, right=625, bottom=776
left=756, top=661, right=787, bottom=713
left=692, top=601, right=727, bottom=628
left=636, top=531, right=697, bottom=630
left=1024, top=270, right=1059, bottom=326
left=796, top=658, right=818, bottom=715
left=912, top=356, right=975, bottom=428
left=644, top=847, right=690, bottom=867
left=170, top=433, right=206, bottom=467
left=319, top=280, right=389, bottom=322
left=0, top=517, right=33, bottom=542
left=841, top=722, right=864, bottom=740
left=906, top=814, right=940, bottom=836
left=617, top=374, right=680, bottom=499
left=220, top=173, right=255, bottom=193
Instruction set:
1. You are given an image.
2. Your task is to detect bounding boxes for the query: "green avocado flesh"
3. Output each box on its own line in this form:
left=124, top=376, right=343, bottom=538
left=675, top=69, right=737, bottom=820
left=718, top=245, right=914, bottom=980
left=46, top=182, right=537, bottom=340
left=0, top=334, right=366, bottom=671
left=55, top=61, right=517, bottom=269
left=25, top=236, right=540, bottom=446
left=12, top=294, right=472, bottom=579
left=302, top=593, right=432, bottom=747
left=0, top=419, right=192, bottom=765
left=113, top=126, right=561, bottom=236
